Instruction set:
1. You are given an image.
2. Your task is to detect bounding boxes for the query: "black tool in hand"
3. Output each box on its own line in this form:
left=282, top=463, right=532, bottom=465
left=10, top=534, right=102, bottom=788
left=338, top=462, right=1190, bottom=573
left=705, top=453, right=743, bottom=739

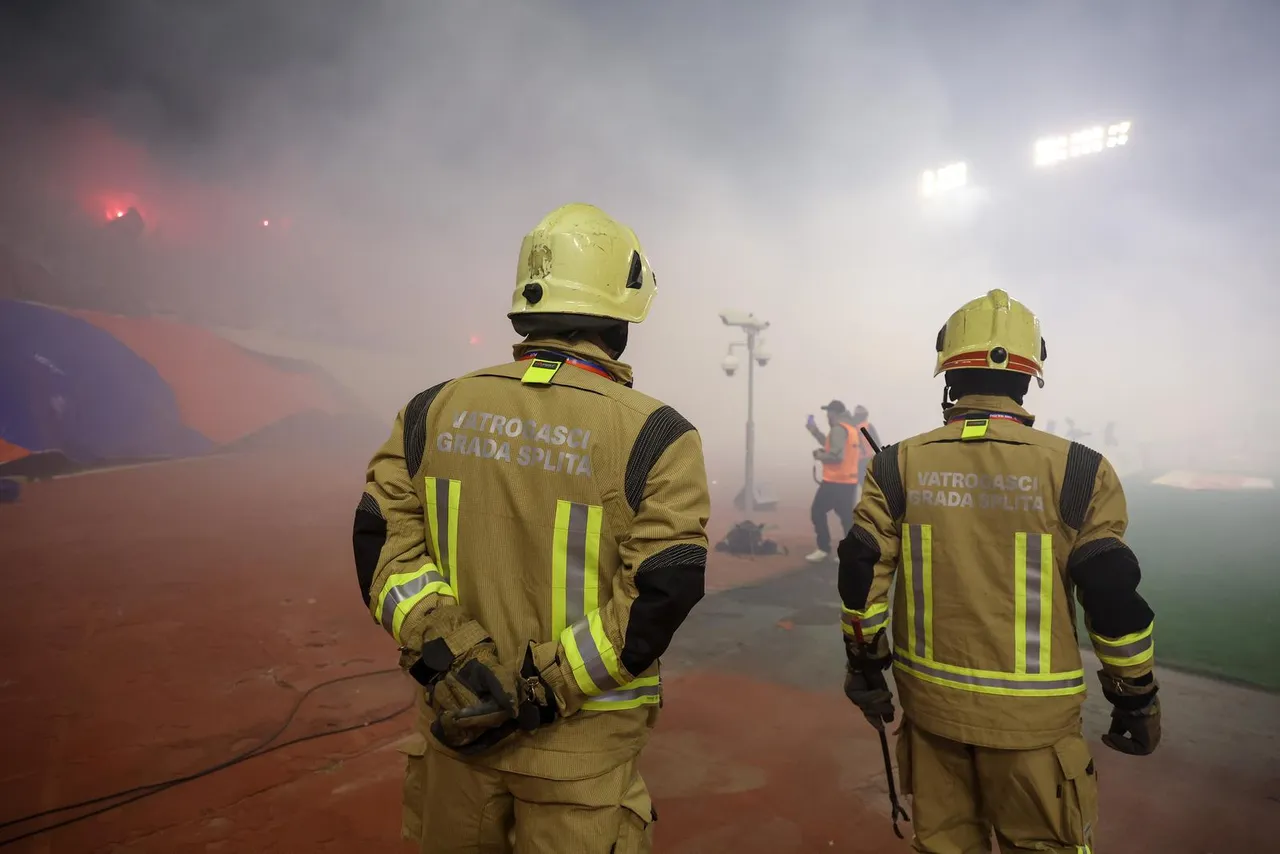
left=874, top=720, right=911, bottom=839
left=857, top=425, right=909, bottom=837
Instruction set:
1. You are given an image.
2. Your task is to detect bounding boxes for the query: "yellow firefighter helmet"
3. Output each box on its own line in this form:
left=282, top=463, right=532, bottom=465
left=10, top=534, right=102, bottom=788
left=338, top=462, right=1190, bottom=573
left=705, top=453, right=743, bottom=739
left=935, top=289, right=1046, bottom=385
left=508, top=203, right=657, bottom=325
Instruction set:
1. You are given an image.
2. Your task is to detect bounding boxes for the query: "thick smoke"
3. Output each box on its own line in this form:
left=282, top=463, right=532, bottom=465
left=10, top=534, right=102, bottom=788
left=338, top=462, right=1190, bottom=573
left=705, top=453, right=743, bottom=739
left=1, top=0, right=1277, bottom=480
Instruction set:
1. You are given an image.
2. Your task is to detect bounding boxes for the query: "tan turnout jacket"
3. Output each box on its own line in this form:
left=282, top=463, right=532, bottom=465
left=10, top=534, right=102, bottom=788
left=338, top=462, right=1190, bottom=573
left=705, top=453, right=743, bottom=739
left=841, top=395, right=1156, bottom=749
left=359, top=337, right=710, bottom=778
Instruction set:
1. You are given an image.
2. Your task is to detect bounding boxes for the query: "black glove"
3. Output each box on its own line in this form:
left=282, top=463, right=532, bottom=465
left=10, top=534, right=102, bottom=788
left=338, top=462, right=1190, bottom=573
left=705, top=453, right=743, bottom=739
left=844, top=667, right=895, bottom=729
left=1098, top=670, right=1161, bottom=756
left=844, top=629, right=895, bottom=729
left=419, top=637, right=518, bottom=740
left=430, top=642, right=559, bottom=756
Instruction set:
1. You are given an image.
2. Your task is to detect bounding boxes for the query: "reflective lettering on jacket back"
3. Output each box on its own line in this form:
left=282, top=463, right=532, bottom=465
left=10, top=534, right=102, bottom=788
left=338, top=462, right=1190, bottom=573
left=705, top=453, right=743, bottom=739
left=434, top=408, right=594, bottom=478
left=908, top=469, right=1047, bottom=513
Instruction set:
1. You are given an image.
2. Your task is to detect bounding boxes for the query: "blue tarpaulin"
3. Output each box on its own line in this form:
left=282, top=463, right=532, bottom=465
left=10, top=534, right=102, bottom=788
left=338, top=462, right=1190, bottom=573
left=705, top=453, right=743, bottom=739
left=0, top=300, right=212, bottom=466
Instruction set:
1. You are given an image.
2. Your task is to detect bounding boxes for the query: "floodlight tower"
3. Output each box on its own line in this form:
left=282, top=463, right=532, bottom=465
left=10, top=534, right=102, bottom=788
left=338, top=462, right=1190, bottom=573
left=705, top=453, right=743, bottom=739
left=720, top=310, right=776, bottom=513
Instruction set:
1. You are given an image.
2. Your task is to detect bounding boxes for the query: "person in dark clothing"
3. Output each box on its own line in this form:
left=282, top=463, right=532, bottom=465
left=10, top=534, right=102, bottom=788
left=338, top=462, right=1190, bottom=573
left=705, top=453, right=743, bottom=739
left=805, top=400, right=877, bottom=563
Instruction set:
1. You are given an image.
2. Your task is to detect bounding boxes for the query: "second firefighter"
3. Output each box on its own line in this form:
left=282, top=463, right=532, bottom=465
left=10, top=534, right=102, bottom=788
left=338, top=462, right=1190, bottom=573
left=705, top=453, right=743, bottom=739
left=837, top=289, right=1160, bottom=853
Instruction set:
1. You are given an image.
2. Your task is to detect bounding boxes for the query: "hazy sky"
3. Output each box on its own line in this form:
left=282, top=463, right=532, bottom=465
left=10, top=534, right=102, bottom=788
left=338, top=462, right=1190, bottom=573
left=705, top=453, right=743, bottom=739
left=2, top=0, right=1277, bottom=478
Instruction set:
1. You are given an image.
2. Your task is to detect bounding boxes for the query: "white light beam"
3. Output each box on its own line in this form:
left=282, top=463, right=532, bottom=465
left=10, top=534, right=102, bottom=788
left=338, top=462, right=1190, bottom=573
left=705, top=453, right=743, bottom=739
left=1034, top=121, right=1132, bottom=167
left=920, top=161, right=969, bottom=197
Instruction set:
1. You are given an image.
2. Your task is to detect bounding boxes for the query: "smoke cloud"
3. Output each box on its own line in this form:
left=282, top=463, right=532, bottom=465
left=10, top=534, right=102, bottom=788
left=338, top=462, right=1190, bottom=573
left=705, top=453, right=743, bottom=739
left=2, top=0, right=1277, bottom=481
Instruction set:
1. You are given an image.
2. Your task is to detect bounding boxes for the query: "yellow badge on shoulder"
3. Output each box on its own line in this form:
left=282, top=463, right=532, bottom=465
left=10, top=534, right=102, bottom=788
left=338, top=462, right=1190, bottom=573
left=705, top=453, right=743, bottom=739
left=521, top=359, right=562, bottom=386
left=961, top=418, right=989, bottom=440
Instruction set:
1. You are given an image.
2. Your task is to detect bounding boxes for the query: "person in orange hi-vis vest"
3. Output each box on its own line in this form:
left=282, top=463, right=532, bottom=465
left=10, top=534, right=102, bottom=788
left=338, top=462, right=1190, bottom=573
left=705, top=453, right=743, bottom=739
left=805, top=399, right=877, bottom=563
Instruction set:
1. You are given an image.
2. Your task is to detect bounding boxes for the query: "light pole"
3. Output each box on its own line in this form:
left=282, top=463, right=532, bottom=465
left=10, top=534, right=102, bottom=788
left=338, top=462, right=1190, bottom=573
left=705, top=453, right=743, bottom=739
left=720, top=310, right=776, bottom=513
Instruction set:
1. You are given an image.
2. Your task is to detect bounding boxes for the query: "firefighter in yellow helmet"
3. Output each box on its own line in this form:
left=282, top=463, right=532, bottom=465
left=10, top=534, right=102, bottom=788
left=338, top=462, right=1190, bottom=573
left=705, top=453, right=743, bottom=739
left=353, top=203, right=710, bottom=852
left=836, top=289, right=1160, bottom=852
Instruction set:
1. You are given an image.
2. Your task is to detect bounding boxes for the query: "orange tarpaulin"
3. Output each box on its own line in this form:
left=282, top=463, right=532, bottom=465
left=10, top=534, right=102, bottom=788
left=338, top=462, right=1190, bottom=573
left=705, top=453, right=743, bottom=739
left=64, top=309, right=343, bottom=445
left=0, top=436, right=29, bottom=464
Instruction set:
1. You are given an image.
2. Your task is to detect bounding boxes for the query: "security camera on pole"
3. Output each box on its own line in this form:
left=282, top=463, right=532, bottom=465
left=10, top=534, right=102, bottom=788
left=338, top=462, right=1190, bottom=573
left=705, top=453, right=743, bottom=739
left=720, top=310, right=777, bottom=513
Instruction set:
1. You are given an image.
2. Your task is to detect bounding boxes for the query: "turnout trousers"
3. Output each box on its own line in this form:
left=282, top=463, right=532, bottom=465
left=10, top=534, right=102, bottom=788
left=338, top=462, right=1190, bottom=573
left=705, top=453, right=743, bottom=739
left=896, top=718, right=1098, bottom=854
left=409, top=742, right=655, bottom=853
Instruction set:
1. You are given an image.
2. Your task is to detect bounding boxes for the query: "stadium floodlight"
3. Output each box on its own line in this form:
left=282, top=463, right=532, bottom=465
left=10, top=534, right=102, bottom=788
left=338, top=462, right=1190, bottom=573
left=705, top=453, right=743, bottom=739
left=920, top=161, right=968, bottom=198
left=1105, top=120, right=1131, bottom=147
left=1034, top=121, right=1132, bottom=167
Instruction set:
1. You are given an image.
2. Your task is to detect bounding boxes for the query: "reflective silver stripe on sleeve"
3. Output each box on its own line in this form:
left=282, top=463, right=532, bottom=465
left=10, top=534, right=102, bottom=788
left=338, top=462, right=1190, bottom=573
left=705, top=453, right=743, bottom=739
left=380, top=567, right=448, bottom=629
left=860, top=612, right=890, bottom=632
left=570, top=620, right=623, bottom=692
left=1092, top=632, right=1153, bottom=659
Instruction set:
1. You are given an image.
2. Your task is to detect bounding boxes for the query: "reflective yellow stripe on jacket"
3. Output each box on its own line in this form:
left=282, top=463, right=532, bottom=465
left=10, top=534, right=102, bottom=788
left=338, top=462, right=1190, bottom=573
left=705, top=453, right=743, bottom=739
left=1015, top=532, right=1053, bottom=675
left=552, top=499, right=661, bottom=711
left=372, top=475, right=462, bottom=646
left=903, top=524, right=935, bottom=660
left=425, top=476, right=462, bottom=595
left=893, top=526, right=1087, bottom=697
left=375, top=563, right=456, bottom=645
left=1089, top=621, right=1155, bottom=668
left=841, top=602, right=888, bottom=640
